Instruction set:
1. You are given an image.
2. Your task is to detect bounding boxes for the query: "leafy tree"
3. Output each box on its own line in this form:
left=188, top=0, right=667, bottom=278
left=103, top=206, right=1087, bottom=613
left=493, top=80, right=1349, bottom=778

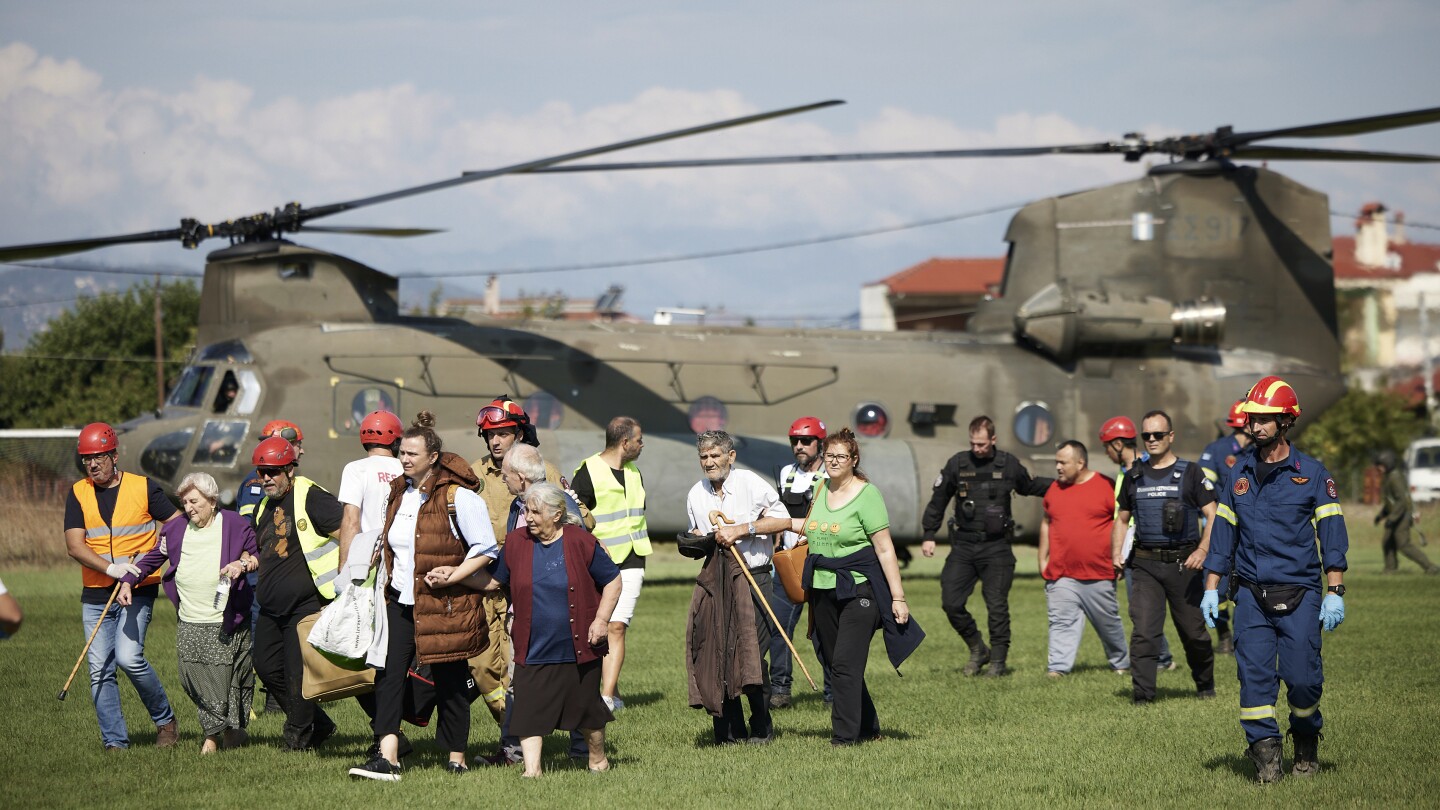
left=1297, top=388, right=1425, bottom=498
left=0, top=280, right=200, bottom=429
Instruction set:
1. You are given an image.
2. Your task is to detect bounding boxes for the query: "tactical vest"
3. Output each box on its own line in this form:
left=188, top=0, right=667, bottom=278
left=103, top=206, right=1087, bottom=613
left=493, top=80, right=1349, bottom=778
left=73, top=473, right=163, bottom=589
left=580, top=455, right=650, bottom=562
left=258, top=476, right=341, bottom=600
left=951, top=450, right=1016, bottom=538
left=1129, top=459, right=1200, bottom=548
left=778, top=463, right=824, bottom=518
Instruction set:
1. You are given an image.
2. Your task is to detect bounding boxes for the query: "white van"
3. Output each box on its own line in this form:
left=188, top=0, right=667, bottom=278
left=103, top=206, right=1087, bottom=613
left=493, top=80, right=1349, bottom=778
left=1405, top=438, right=1440, bottom=503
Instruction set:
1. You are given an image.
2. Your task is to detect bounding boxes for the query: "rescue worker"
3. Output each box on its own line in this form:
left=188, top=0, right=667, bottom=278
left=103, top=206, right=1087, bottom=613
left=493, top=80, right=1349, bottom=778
left=572, top=416, right=651, bottom=711
left=1202, top=376, right=1348, bottom=783
left=249, top=436, right=344, bottom=750
left=1375, top=449, right=1439, bottom=574
left=1197, top=400, right=1252, bottom=654
left=63, top=423, right=180, bottom=750
left=920, top=415, right=1051, bottom=677
left=1098, top=415, right=1173, bottom=672
left=769, top=416, right=832, bottom=708
left=1111, top=410, right=1217, bottom=705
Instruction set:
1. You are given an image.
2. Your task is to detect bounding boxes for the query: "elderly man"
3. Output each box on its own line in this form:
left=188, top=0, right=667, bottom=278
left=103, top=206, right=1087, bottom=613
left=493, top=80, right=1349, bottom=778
left=1038, top=441, right=1129, bottom=677
left=685, top=430, right=791, bottom=745
left=63, top=422, right=179, bottom=750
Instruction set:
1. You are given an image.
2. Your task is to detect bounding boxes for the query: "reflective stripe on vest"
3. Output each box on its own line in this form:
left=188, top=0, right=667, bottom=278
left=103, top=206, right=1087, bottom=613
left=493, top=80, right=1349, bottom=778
left=580, top=455, right=650, bottom=562
left=73, top=473, right=162, bottom=589
left=258, top=476, right=341, bottom=600
left=1131, top=458, right=1200, bottom=547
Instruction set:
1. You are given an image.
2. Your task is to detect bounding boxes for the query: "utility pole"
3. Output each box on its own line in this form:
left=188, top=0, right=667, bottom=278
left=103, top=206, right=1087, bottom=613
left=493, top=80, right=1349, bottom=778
left=153, top=274, right=165, bottom=412
left=1423, top=292, right=1438, bottom=429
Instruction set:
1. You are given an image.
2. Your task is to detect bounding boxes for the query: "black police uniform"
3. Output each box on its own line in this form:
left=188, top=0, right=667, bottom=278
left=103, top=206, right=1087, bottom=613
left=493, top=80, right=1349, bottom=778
left=1116, top=457, right=1216, bottom=703
left=922, top=447, right=1050, bottom=668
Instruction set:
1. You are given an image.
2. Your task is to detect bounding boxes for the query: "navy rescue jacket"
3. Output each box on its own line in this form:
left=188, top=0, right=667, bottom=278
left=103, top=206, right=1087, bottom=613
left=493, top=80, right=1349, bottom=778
left=1198, top=434, right=1245, bottom=487
left=1204, top=445, right=1349, bottom=590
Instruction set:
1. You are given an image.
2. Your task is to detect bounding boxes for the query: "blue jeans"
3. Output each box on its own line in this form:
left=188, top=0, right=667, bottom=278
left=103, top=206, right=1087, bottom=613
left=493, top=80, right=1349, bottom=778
left=766, top=573, right=831, bottom=701
left=82, top=594, right=175, bottom=748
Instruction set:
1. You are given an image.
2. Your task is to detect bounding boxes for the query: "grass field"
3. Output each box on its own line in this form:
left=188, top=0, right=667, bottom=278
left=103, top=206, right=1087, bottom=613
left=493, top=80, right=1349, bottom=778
left=2, top=503, right=1438, bottom=809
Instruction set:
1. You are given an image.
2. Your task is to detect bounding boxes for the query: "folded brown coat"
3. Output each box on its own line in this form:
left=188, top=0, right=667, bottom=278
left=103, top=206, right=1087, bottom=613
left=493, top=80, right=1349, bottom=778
left=685, top=550, right=763, bottom=716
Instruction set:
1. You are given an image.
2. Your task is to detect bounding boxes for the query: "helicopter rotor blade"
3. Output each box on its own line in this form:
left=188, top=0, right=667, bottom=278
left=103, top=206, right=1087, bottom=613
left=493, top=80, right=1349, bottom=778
left=1223, top=105, right=1440, bottom=146
left=300, top=99, right=844, bottom=221
left=1225, top=145, right=1440, bottom=163
left=297, top=225, right=447, bottom=237
left=0, top=229, right=185, bottom=263
left=520, top=142, right=1123, bottom=173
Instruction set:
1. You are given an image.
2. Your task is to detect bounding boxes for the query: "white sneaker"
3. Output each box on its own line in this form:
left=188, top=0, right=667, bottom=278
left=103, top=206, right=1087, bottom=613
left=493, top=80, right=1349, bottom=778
left=603, top=695, right=624, bottom=712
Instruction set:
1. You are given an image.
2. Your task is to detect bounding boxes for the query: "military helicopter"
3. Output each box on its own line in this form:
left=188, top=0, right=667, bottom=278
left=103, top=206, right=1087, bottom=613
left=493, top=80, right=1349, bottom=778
left=4, top=102, right=1439, bottom=540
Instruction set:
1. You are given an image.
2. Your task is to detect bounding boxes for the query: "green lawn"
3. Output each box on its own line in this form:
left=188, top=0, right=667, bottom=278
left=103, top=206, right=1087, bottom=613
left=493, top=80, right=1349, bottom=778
left=2, top=507, right=1438, bottom=808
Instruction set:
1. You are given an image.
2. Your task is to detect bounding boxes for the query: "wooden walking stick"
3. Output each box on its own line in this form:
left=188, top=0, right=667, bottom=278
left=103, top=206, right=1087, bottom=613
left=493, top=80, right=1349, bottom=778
left=710, top=511, right=819, bottom=692
left=59, top=580, right=122, bottom=701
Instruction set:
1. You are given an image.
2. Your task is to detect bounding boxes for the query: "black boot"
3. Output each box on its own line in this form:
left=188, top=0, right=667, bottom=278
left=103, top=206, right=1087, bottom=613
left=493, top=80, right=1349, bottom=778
left=1245, top=737, right=1284, bottom=784
left=1289, top=731, right=1320, bottom=777
left=961, top=641, right=990, bottom=676
left=982, top=659, right=1010, bottom=678
left=1216, top=626, right=1234, bottom=655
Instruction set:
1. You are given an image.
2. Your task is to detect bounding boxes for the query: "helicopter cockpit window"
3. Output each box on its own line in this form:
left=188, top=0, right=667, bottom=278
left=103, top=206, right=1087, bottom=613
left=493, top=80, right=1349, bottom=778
left=167, top=366, right=214, bottom=409
left=339, top=385, right=398, bottom=433
left=688, top=397, right=728, bottom=434
left=1014, top=402, right=1054, bottom=447
left=196, top=340, right=252, bottom=364
left=231, top=369, right=261, bottom=415
left=212, top=371, right=240, bottom=414
left=141, top=428, right=195, bottom=483
left=192, top=420, right=249, bottom=467
left=279, top=261, right=313, bottom=280
left=854, top=403, right=890, bottom=438
left=524, top=392, right=564, bottom=430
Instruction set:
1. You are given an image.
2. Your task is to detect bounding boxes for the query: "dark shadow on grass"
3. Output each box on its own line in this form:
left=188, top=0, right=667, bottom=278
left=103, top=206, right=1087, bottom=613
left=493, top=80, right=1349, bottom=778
left=1202, top=752, right=1255, bottom=779
left=781, top=726, right=915, bottom=741
left=617, top=690, right=664, bottom=708
left=1109, top=685, right=1209, bottom=703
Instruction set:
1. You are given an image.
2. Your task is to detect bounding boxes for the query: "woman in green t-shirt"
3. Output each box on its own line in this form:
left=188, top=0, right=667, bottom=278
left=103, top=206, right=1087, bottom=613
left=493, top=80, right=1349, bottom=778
left=794, top=428, right=911, bottom=746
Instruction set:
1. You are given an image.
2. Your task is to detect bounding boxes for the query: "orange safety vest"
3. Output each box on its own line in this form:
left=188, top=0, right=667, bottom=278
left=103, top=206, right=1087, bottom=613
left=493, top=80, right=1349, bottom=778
left=73, top=472, right=164, bottom=589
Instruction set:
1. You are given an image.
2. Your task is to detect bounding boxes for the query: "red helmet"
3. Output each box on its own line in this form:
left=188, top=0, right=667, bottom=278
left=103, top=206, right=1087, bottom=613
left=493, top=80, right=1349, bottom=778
left=1098, top=416, right=1137, bottom=443
left=78, top=423, right=118, bottom=455
left=476, top=398, right=527, bottom=431
left=1240, top=376, right=1301, bottom=417
left=789, top=416, right=827, bottom=440
left=359, top=410, right=403, bottom=446
left=260, top=419, right=303, bottom=443
left=252, top=436, right=298, bottom=467
left=1225, top=399, right=1248, bottom=428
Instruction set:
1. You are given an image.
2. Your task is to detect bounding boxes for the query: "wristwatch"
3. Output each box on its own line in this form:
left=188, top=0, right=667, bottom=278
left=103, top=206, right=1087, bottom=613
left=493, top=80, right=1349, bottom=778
left=748, top=522, right=756, bottom=536
left=1326, top=584, right=1346, bottom=597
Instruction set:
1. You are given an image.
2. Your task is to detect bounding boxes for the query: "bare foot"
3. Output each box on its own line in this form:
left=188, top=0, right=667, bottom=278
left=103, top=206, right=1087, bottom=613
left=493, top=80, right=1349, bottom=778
left=201, top=736, right=220, bottom=755
left=521, top=770, right=542, bottom=778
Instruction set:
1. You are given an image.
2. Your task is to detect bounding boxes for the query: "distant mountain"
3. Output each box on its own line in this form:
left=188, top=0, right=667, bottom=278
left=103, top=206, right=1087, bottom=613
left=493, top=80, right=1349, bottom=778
left=0, top=264, right=196, bottom=351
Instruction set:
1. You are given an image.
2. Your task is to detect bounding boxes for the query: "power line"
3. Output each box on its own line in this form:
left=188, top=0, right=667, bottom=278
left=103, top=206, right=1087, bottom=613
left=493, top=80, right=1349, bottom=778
left=0, top=353, right=187, bottom=364
left=0, top=260, right=199, bottom=277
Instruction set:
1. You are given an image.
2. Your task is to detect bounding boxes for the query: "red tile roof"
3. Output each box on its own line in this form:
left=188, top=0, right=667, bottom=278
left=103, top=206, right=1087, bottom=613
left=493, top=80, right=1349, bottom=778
left=1332, top=236, right=1440, bottom=281
left=876, top=257, right=1005, bottom=296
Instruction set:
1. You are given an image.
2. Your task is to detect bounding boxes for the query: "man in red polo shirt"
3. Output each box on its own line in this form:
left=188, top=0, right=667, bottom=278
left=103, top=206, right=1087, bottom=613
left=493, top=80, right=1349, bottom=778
left=1038, top=440, right=1130, bottom=677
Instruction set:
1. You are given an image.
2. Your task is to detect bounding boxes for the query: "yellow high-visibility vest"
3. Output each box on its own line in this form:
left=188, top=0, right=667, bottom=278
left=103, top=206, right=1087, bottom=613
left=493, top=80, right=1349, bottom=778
left=579, top=455, right=650, bottom=562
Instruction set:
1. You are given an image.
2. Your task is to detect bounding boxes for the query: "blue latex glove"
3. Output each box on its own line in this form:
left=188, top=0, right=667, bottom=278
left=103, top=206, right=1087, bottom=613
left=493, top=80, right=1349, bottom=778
left=1200, top=589, right=1220, bottom=628
left=1320, top=593, right=1345, bottom=631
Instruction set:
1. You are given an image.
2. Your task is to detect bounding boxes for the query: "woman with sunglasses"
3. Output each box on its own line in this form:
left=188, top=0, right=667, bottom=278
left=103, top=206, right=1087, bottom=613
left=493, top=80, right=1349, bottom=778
left=797, top=428, right=923, bottom=746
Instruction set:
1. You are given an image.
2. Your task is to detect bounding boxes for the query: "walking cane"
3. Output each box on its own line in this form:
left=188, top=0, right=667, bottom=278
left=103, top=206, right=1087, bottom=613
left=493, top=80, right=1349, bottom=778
left=710, top=511, right=819, bottom=692
left=58, top=581, right=122, bottom=701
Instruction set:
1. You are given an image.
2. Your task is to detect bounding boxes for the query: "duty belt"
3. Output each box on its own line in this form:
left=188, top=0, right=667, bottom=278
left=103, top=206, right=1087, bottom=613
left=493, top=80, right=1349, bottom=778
left=952, top=529, right=1004, bottom=543
left=1132, top=544, right=1197, bottom=563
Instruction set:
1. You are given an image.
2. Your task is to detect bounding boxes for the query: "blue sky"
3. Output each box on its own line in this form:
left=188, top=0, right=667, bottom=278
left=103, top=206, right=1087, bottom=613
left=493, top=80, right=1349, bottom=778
left=2, top=1, right=1438, bottom=321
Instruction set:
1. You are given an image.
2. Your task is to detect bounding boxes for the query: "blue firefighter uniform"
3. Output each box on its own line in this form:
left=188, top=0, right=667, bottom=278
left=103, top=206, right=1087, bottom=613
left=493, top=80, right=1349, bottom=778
left=1204, top=445, right=1348, bottom=744
left=1198, top=435, right=1244, bottom=487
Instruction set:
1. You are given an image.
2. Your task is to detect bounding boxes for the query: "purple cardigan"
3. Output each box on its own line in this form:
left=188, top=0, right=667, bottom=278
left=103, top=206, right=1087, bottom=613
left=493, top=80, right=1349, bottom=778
left=125, top=509, right=258, bottom=635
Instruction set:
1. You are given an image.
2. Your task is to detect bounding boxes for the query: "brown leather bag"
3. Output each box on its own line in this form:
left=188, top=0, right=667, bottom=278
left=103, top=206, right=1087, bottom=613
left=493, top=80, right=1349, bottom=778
left=298, top=612, right=375, bottom=702
left=772, top=477, right=824, bottom=604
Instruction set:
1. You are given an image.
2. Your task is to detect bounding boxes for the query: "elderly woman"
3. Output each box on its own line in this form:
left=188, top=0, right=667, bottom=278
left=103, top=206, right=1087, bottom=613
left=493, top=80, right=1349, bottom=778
left=492, top=483, right=621, bottom=777
left=797, top=428, right=923, bottom=747
left=120, top=472, right=259, bottom=754
left=349, top=411, right=498, bottom=782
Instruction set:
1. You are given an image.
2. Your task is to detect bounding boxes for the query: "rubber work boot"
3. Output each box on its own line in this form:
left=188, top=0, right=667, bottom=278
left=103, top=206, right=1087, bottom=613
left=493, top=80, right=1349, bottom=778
left=1245, top=737, right=1284, bottom=784
left=982, top=660, right=1010, bottom=678
left=961, top=642, right=990, bottom=676
left=1216, top=627, right=1234, bottom=655
left=1289, top=731, right=1321, bottom=777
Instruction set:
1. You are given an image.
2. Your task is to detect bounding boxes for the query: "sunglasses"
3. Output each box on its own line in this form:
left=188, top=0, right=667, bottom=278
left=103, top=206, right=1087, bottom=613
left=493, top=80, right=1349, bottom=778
left=1141, top=431, right=1171, bottom=442
left=790, top=436, right=819, bottom=446
left=265, top=426, right=299, bottom=442
left=257, top=466, right=289, bottom=478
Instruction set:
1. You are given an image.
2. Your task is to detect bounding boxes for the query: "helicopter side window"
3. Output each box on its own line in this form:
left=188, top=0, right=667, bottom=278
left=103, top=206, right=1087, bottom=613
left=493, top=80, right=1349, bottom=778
left=337, top=384, right=399, bottom=433
left=854, top=403, right=890, bottom=438
left=1013, top=402, right=1054, bottom=447
left=167, top=366, right=214, bottom=409
left=140, top=428, right=196, bottom=483
left=688, top=397, right=728, bottom=434
left=524, top=392, right=564, bottom=430
left=192, top=420, right=249, bottom=467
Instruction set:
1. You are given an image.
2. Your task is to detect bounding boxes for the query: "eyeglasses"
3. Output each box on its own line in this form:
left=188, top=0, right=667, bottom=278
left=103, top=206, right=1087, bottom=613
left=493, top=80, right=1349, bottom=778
left=264, top=426, right=299, bottom=442
left=1140, top=431, right=1171, bottom=442
left=822, top=453, right=852, bottom=463
left=81, top=454, right=114, bottom=465
left=256, top=466, right=288, bottom=478
left=790, top=436, right=818, bottom=446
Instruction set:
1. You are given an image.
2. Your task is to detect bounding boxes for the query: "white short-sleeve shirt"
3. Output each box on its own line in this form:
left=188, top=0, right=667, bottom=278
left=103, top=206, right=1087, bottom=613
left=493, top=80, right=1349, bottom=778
left=686, top=468, right=789, bottom=569
left=338, top=454, right=405, bottom=535
left=386, top=482, right=497, bottom=606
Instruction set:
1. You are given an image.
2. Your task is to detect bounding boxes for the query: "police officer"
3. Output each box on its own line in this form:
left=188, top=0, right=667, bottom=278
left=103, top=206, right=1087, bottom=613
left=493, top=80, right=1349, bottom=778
left=1110, top=410, right=1217, bottom=705
left=1202, top=376, right=1348, bottom=783
left=1375, top=449, right=1439, bottom=574
left=921, top=415, right=1051, bottom=677
left=1197, top=400, right=1252, bottom=654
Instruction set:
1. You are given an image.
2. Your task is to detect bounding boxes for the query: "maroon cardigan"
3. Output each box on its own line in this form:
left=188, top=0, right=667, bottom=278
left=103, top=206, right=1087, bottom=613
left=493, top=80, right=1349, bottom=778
left=502, top=524, right=608, bottom=666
